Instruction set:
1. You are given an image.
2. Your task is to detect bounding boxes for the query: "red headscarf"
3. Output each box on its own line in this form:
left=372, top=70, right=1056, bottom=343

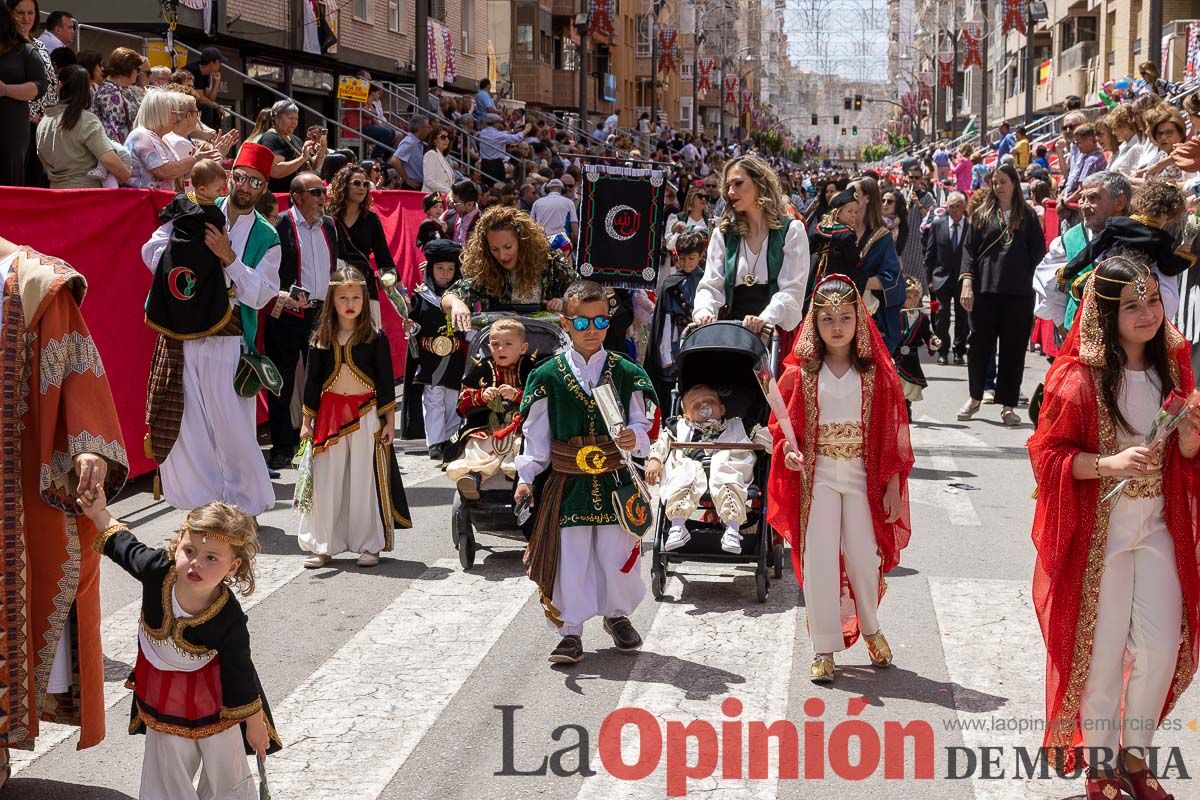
left=1027, top=270, right=1200, bottom=771
left=767, top=273, right=914, bottom=649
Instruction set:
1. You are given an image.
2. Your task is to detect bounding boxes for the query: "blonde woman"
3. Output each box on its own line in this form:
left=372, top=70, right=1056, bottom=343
left=693, top=155, right=811, bottom=333
left=1105, top=104, right=1152, bottom=176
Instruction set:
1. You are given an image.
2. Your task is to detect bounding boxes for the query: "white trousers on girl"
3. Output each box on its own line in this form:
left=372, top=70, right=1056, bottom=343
left=803, top=456, right=882, bottom=654
left=422, top=385, right=462, bottom=446
left=140, top=725, right=254, bottom=800
left=1080, top=495, right=1182, bottom=758
left=551, top=525, right=646, bottom=636
left=297, top=412, right=386, bottom=556
left=161, top=337, right=275, bottom=517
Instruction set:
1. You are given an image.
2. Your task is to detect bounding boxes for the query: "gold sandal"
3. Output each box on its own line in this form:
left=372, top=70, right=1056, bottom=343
left=810, top=654, right=834, bottom=684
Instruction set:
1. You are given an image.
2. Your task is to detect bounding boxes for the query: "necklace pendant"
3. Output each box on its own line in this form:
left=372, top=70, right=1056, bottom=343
left=742, top=272, right=757, bottom=287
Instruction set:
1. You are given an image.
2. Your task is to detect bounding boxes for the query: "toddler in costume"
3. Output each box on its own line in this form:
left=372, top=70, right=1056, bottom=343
left=77, top=489, right=280, bottom=800
left=445, top=317, right=534, bottom=499
left=145, top=159, right=235, bottom=340
left=297, top=266, right=412, bottom=569
left=807, top=190, right=871, bottom=311
left=892, top=277, right=941, bottom=420
left=645, top=229, right=707, bottom=406
left=647, top=383, right=772, bottom=554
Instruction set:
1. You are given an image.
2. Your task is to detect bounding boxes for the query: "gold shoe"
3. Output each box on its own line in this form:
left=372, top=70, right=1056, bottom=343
left=865, top=631, right=893, bottom=667
left=810, top=654, right=834, bottom=684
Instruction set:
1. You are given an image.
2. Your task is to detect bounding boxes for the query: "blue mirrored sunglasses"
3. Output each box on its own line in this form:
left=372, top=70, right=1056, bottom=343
left=565, top=314, right=611, bottom=332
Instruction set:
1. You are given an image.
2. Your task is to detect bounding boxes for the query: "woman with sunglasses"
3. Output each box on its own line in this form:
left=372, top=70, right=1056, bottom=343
left=422, top=122, right=456, bottom=195
left=441, top=205, right=575, bottom=331
left=327, top=164, right=399, bottom=307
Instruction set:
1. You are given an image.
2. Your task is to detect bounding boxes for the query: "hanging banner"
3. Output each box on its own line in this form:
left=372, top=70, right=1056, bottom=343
left=961, top=22, right=984, bottom=69
left=426, top=21, right=439, bottom=80
left=589, top=0, right=614, bottom=41
left=1002, top=0, right=1026, bottom=35
left=1187, top=22, right=1200, bottom=80
left=723, top=75, right=737, bottom=108
left=577, top=165, right=667, bottom=290
left=696, top=57, right=714, bottom=94
left=937, top=51, right=955, bottom=88
left=740, top=88, right=752, bottom=113
left=658, top=28, right=678, bottom=73
left=1038, top=58, right=1051, bottom=85
left=443, top=25, right=457, bottom=83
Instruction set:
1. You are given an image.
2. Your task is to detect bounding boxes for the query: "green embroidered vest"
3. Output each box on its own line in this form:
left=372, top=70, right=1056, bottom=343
left=721, top=220, right=793, bottom=312
left=1062, top=223, right=1090, bottom=332
left=521, top=352, right=657, bottom=527
left=217, top=199, right=281, bottom=351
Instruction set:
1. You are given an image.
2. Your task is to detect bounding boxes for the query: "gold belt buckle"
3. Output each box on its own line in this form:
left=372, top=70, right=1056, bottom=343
left=575, top=445, right=608, bottom=474
left=430, top=335, right=454, bottom=357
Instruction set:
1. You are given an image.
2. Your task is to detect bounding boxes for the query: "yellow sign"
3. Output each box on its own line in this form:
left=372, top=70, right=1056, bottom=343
left=337, top=76, right=370, bottom=102
left=145, top=38, right=188, bottom=69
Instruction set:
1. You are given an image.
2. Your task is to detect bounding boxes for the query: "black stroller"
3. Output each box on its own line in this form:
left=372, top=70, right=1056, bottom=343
left=649, top=321, right=785, bottom=603
left=450, top=314, right=569, bottom=570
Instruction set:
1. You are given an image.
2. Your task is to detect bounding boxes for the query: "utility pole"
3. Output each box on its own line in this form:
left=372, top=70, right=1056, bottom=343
left=692, top=25, right=703, bottom=133
left=1148, top=0, right=1163, bottom=73
left=718, top=58, right=725, bottom=142
left=931, top=30, right=939, bottom=141
left=650, top=0, right=660, bottom=133
left=415, top=0, right=429, bottom=110
left=979, top=0, right=989, bottom=149
left=1023, top=4, right=1034, bottom=124
left=577, top=5, right=589, bottom=137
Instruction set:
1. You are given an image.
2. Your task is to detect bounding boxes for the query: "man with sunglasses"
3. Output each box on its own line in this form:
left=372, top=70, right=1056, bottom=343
left=264, top=172, right=338, bottom=469
left=141, top=142, right=282, bottom=520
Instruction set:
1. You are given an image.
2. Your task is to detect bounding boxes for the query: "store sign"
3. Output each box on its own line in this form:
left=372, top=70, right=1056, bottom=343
left=337, top=75, right=370, bottom=102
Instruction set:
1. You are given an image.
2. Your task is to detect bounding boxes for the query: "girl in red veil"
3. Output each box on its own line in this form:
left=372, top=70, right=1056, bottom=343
left=1028, top=254, right=1200, bottom=800
left=766, top=274, right=914, bottom=684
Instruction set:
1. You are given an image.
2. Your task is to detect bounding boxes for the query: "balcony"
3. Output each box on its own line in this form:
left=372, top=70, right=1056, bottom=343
left=1059, top=40, right=1096, bottom=73
left=511, top=61, right=556, bottom=106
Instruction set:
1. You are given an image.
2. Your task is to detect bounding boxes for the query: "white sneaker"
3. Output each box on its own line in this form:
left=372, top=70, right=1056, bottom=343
left=720, top=529, right=743, bottom=554
left=303, top=554, right=330, bottom=569
left=664, top=525, right=690, bottom=551
left=982, top=389, right=996, bottom=404
left=356, top=552, right=380, bottom=567
left=956, top=399, right=980, bottom=420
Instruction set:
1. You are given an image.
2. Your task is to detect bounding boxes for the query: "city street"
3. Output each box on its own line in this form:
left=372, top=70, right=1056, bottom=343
left=12, top=354, right=1200, bottom=800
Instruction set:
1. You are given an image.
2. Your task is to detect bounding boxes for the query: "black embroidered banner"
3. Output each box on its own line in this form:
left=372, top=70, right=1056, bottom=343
left=577, top=165, right=666, bottom=290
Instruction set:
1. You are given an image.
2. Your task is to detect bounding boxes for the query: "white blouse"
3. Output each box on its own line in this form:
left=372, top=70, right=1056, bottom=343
left=693, top=220, right=810, bottom=329
left=1115, top=368, right=1161, bottom=451
left=1107, top=135, right=1147, bottom=176
left=818, top=364, right=863, bottom=425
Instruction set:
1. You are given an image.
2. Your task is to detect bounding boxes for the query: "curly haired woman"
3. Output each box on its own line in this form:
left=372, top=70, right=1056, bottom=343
left=440, top=205, right=576, bottom=330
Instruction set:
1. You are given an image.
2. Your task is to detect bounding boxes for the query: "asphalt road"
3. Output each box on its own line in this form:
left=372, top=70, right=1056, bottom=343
left=12, top=350, right=1200, bottom=800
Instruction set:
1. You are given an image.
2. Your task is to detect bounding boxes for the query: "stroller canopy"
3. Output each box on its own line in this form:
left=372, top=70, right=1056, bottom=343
left=675, top=322, right=770, bottom=424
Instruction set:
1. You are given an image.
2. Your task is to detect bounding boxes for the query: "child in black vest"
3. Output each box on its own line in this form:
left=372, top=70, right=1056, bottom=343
left=646, top=229, right=707, bottom=406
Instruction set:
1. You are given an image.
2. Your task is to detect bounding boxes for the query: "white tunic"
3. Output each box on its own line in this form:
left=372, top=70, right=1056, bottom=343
left=692, top=220, right=810, bottom=329
left=814, top=364, right=867, bottom=491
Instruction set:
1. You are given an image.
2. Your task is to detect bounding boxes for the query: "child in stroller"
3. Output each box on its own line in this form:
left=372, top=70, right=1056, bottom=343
left=646, top=384, right=772, bottom=554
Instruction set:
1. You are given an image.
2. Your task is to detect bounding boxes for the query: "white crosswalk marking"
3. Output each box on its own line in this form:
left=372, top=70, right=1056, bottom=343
left=264, top=557, right=536, bottom=798
left=928, top=577, right=1061, bottom=799
left=9, top=552, right=308, bottom=776
left=575, top=566, right=799, bottom=799
left=909, top=420, right=983, bottom=526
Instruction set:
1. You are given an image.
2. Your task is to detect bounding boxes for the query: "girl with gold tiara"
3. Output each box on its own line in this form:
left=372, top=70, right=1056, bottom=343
left=766, top=274, right=914, bottom=684
left=295, top=266, right=411, bottom=569
left=1028, top=254, right=1200, bottom=800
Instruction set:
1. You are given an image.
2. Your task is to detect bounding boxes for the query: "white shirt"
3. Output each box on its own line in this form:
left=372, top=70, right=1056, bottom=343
left=514, top=346, right=652, bottom=486
left=0, top=250, right=17, bottom=329
left=142, top=202, right=282, bottom=311
left=288, top=206, right=332, bottom=299
left=137, top=586, right=215, bottom=672
left=604, top=113, right=619, bottom=134
left=529, top=192, right=578, bottom=238
left=422, top=149, right=455, bottom=194
left=693, top=221, right=811, bottom=329
left=163, top=131, right=195, bottom=162
left=1116, top=368, right=1161, bottom=451
left=1107, top=135, right=1147, bottom=177
left=37, top=30, right=66, bottom=51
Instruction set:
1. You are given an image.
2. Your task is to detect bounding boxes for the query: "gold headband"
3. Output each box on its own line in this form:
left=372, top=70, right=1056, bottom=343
left=182, top=523, right=238, bottom=547
left=328, top=279, right=368, bottom=286
left=811, top=290, right=853, bottom=312
left=1092, top=267, right=1153, bottom=301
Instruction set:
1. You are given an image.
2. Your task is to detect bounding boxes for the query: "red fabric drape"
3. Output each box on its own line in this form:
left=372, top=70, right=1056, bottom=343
left=0, top=187, right=427, bottom=479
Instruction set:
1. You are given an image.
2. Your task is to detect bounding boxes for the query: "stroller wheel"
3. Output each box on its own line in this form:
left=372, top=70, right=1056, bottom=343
left=451, top=493, right=471, bottom=548
left=651, top=563, right=667, bottom=601
left=458, top=532, right=477, bottom=570
left=755, top=569, right=769, bottom=603
left=773, top=541, right=785, bottom=580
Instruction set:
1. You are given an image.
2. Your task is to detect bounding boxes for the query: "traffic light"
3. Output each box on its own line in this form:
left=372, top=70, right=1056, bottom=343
left=852, top=125, right=858, bottom=135
left=854, top=94, right=863, bottom=110
left=833, top=114, right=840, bottom=125
left=840, top=127, right=847, bottom=136
left=811, top=113, right=818, bottom=125
left=844, top=97, right=852, bottom=110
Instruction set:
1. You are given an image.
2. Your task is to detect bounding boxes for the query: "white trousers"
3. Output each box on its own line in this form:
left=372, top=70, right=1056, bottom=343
left=551, top=525, right=646, bottom=637
left=660, top=452, right=753, bottom=525
left=297, top=413, right=386, bottom=556
left=1080, top=495, right=1182, bottom=757
left=445, top=435, right=520, bottom=482
left=140, top=725, right=254, bottom=800
left=803, top=456, right=881, bottom=654
left=422, top=385, right=462, bottom=446
left=161, top=337, right=274, bottom=516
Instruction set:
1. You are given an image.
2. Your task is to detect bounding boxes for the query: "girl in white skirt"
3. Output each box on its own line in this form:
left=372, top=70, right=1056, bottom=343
left=298, top=266, right=411, bottom=568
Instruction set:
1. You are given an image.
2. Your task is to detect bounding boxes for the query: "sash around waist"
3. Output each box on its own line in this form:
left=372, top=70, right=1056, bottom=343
left=816, top=421, right=863, bottom=460
left=549, top=436, right=624, bottom=476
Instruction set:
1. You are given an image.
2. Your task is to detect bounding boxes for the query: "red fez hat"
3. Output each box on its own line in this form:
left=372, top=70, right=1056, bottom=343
left=233, top=142, right=275, bottom=180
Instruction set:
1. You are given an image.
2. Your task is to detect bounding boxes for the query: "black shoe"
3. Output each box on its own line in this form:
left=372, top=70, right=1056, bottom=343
left=429, top=444, right=444, bottom=461
left=936, top=354, right=948, bottom=366
left=953, top=354, right=966, bottom=366
left=268, top=451, right=291, bottom=470
left=456, top=473, right=481, bottom=501
left=548, top=635, right=584, bottom=664
left=603, top=616, right=643, bottom=651
left=267, top=467, right=281, bottom=479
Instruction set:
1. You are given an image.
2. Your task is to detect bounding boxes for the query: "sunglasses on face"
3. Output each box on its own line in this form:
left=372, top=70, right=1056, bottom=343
left=299, top=187, right=327, bottom=197
left=349, top=179, right=369, bottom=188
left=230, top=172, right=265, bottom=190
left=565, top=314, right=611, bottom=332
left=1063, top=124, right=1078, bottom=132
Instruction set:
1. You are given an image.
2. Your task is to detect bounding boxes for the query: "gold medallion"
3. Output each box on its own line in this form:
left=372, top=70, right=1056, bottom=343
left=742, top=272, right=757, bottom=286
left=575, top=445, right=607, bottom=474
left=430, top=336, right=454, bottom=357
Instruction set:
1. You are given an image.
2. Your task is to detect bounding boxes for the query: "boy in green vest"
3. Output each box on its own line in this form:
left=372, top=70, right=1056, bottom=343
left=514, top=280, right=658, bottom=665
